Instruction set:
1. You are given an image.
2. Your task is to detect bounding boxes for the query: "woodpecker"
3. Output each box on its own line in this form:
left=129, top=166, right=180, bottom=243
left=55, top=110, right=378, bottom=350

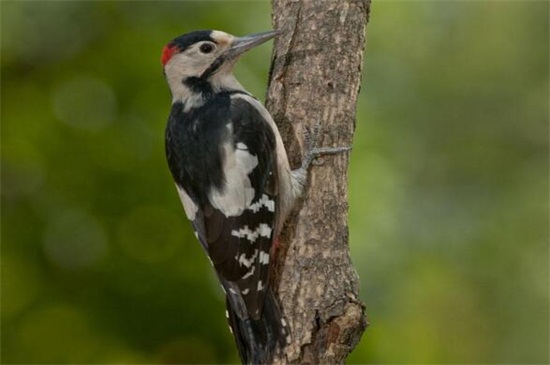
left=162, top=29, right=349, bottom=364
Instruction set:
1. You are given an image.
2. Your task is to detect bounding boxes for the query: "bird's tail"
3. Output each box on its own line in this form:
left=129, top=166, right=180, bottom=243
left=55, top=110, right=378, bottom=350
left=226, top=289, right=288, bottom=364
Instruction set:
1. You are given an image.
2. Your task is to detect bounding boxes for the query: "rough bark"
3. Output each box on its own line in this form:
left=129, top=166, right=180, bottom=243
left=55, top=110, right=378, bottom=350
left=265, top=0, right=371, bottom=363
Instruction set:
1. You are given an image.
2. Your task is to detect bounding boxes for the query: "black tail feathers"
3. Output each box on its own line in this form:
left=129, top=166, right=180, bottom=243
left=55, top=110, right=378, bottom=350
left=226, top=289, right=288, bottom=364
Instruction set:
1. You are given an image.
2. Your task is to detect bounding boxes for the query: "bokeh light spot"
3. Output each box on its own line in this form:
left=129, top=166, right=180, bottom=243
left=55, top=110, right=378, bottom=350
left=52, top=76, right=117, bottom=132
left=12, top=304, right=98, bottom=364
left=43, top=209, right=108, bottom=269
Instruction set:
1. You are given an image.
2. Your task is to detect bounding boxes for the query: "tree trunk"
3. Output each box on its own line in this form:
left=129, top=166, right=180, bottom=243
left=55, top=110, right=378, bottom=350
left=265, top=0, right=371, bottom=363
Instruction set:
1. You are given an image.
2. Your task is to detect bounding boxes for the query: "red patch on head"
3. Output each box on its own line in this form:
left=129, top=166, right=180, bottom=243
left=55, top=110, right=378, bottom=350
left=161, top=44, right=179, bottom=66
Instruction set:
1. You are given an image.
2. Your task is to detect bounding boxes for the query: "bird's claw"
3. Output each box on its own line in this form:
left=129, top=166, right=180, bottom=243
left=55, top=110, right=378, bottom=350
left=301, top=119, right=351, bottom=170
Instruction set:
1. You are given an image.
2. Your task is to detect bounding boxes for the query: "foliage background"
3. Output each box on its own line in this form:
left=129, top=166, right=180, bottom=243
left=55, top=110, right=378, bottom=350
left=1, top=1, right=548, bottom=364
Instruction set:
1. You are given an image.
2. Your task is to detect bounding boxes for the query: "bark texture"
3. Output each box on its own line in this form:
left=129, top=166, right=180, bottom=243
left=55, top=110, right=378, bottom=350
left=265, top=0, right=371, bottom=363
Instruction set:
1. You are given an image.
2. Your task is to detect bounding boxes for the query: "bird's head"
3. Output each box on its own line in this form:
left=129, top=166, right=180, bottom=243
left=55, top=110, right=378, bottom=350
left=162, top=30, right=280, bottom=101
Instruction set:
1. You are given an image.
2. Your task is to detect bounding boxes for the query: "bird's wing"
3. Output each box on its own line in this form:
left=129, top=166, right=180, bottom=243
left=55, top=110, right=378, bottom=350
left=176, top=93, right=278, bottom=319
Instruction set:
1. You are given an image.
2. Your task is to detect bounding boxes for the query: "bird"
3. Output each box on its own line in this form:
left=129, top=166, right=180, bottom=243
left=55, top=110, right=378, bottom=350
left=161, top=29, right=349, bottom=364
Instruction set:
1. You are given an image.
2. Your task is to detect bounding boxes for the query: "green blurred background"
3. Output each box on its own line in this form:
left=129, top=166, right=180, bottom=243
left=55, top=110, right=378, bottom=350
left=1, top=1, right=548, bottom=364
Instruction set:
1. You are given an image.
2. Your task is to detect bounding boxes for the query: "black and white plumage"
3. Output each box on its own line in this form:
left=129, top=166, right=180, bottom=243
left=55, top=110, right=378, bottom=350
left=162, top=29, right=348, bottom=364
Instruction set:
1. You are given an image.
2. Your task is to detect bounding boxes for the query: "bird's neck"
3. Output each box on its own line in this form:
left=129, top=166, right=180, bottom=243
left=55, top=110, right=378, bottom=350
left=211, top=73, right=246, bottom=95
left=168, top=73, right=246, bottom=110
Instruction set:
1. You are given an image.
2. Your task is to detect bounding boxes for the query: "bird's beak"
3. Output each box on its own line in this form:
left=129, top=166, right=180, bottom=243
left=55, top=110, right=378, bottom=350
left=225, top=30, right=282, bottom=59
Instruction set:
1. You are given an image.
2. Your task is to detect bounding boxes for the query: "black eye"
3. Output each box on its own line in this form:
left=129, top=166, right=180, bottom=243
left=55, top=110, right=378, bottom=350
left=200, top=43, right=214, bottom=54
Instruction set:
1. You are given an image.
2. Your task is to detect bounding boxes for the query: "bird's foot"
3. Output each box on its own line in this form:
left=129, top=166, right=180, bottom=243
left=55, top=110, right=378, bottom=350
left=300, top=119, right=352, bottom=171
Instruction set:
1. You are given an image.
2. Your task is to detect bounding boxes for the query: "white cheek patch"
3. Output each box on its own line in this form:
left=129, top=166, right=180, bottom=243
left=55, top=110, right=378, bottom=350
left=209, top=142, right=258, bottom=217
left=165, top=52, right=210, bottom=104
left=176, top=184, right=198, bottom=220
